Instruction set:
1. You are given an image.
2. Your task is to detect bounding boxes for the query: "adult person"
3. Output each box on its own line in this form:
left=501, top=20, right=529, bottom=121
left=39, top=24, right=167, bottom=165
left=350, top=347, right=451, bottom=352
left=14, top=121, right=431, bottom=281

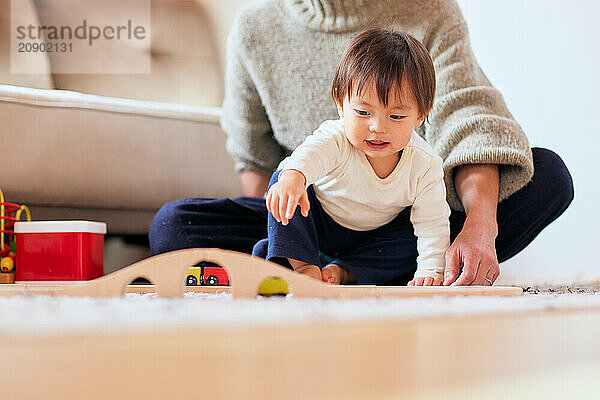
left=149, top=0, right=573, bottom=286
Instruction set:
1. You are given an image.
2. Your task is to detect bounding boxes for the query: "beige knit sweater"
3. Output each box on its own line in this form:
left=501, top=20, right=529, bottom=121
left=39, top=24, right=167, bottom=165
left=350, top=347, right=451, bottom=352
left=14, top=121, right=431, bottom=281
left=221, top=0, right=534, bottom=211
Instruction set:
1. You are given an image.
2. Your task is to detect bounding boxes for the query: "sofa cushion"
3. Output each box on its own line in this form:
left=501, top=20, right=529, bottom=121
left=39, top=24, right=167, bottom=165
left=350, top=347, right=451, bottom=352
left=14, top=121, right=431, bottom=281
left=0, top=0, right=54, bottom=89
left=0, top=85, right=240, bottom=214
left=33, top=0, right=223, bottom=106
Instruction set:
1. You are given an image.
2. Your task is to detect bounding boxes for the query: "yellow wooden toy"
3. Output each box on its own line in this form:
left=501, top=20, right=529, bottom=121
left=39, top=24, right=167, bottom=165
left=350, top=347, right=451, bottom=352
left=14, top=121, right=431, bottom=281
left=257, top=277, right=290, bottom=296
left=0, top=257, right=14, bottom=273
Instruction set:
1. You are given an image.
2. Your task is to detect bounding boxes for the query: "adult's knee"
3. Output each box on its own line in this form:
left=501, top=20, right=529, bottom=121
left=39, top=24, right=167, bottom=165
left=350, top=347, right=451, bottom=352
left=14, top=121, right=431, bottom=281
left=495, top=148, right=573, bottom=263
left=532, top=147, right=574, bottom=213
left=148, top=200, right=188, bottom=256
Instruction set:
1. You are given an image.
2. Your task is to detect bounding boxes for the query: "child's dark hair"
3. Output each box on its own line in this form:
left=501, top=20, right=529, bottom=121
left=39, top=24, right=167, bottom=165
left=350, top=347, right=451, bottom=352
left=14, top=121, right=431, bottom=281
left=331, top=27, right=436, bottom=119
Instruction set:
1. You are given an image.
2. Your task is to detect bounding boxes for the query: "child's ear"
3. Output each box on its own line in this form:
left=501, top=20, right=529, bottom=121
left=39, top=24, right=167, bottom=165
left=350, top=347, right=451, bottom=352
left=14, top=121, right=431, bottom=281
left=416, top=114, right=426, bottom=128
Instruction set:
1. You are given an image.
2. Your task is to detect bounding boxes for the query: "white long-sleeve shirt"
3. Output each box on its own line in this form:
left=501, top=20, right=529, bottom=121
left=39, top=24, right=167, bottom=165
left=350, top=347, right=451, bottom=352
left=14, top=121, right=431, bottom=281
left=279, top=119, right=451, bottom=278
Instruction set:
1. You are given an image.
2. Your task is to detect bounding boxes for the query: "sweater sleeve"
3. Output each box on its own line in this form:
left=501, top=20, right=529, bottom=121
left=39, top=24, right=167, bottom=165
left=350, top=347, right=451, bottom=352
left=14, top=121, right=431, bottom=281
left=220, top=12, right=288, bottom=176
left=424, top=20, right=534, bottom=211
left=410, top=157, right=451, bottom=279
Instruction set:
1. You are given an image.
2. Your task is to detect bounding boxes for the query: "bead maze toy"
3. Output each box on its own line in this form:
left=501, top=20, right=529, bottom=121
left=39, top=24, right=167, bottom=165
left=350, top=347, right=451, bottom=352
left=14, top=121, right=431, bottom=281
left=0, top=248, right=522, bottom=298
left=0, top=188, right=31, bottom=284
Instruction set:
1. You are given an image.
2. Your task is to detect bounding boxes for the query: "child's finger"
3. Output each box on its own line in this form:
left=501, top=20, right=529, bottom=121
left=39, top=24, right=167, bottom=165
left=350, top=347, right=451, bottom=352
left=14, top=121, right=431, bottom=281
left=269, top=193, right=281, bottom=222
left=433, top=277, right=443, bottom=286
left=285, top=194, right=297, bottom=219
left=413, top=277, right=425, bottom=286
left=299, top=191, right=310, bottom=217
left=407, top=280, right=414, bottom=286
left=423, top=276, right=434, bottom=286
left=279, top=195, right=289, bottom=225
left=265, top=190, right=273, bottom=214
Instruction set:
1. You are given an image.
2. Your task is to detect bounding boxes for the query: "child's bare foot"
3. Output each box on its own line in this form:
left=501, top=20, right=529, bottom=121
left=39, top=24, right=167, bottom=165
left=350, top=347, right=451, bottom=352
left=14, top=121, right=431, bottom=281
left=322, top=264, right=356, bottom=285
left=288, top=258, right=322, bottom=281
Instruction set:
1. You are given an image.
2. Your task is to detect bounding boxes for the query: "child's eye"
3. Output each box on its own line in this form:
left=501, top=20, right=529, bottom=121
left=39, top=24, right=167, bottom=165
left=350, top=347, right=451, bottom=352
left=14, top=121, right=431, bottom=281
left=390, top=115, right=406, bottom=120
left=354, top=109, right=369, bottom=116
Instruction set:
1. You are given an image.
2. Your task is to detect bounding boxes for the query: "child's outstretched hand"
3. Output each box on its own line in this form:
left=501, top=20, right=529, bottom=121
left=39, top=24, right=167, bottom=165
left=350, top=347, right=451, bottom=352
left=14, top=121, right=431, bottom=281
left=407, top=276, right=443, bottom=286
left=266, top=169, right=310, bottom=225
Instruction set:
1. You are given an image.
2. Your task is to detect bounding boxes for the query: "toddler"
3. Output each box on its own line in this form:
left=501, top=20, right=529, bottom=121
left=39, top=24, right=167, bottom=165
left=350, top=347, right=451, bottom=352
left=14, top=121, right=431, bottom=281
left=252, top=28, right=450, bottom=286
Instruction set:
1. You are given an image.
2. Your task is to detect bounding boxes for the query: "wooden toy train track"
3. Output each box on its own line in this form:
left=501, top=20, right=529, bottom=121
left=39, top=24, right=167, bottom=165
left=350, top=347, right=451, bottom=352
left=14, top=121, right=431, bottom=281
left=0, top=248, right=522, bottom=298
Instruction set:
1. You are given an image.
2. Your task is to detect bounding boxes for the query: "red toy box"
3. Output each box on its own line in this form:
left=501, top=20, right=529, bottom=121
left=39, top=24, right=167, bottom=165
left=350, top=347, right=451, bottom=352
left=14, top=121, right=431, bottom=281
left=14, top=221, right=106, bottom=281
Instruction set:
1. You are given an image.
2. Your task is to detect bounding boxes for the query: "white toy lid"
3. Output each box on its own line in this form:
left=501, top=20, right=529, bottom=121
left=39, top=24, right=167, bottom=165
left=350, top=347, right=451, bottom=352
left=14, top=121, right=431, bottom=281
left=14, top=221, right=107, bottom=234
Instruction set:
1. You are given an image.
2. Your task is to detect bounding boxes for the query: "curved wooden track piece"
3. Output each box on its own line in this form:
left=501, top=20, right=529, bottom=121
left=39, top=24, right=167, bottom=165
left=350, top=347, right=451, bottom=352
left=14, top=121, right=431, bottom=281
left=0, top=248, right=522, bottom=298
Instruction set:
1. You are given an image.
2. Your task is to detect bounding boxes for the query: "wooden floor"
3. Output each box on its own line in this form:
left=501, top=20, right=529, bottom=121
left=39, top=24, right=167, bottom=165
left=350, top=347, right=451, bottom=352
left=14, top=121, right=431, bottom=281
left=2, top=306, right=599, bottom=399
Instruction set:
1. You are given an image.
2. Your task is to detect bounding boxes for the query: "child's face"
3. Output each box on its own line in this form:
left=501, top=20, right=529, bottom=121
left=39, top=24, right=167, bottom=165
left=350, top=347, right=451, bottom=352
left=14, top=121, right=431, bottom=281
left=337, top=81, right=425, bottom=164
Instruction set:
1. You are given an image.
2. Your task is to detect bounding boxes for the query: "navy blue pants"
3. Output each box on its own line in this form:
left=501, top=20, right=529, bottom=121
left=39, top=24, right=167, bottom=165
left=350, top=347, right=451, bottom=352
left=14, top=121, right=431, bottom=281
left=252, top=170, right=419, bottom=284
left=149, top=148, right=574, bottom=285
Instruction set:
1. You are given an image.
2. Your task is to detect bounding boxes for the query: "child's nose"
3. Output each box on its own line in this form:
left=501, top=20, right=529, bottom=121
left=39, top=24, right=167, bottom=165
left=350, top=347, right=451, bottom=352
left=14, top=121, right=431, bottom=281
left=369, top=117, right=387, bottom=134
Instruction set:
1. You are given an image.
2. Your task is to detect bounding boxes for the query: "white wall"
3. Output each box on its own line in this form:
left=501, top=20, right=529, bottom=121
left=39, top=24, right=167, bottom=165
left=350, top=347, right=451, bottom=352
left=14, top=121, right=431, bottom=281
left=455, top=0, right=600, bottom=285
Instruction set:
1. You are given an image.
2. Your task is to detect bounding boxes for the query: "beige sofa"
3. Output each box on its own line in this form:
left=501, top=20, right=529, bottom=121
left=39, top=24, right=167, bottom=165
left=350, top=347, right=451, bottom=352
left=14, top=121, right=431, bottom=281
left=0, top=0, right=249, bottom=234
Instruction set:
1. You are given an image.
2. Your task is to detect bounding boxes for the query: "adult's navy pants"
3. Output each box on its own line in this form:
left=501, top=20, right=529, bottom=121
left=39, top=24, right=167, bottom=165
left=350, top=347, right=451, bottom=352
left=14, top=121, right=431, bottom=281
left=148, top=148, right=573, bottom=285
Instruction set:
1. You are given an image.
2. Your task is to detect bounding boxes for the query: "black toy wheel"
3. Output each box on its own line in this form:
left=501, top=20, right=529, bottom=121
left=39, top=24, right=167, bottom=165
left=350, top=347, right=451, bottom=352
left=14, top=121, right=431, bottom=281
left=186, top=275, right=198, bottom=286
left=206, top=275, right=219, bottom=286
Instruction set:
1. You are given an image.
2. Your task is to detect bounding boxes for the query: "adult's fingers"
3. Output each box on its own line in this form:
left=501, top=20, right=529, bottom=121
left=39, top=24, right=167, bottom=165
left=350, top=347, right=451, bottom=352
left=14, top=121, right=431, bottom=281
left=471, top=261, right=491, bottom=286
left=443, top=249, right=461, bottom=286
left=452, top=253, right=480, bottom=286
left=490, top=268, right=500, bottom=284
left=471, top=255, right=500, bottom=286
left=484, top=264, right=500, bottom=286
left=423, top=276, right=434, bottom=286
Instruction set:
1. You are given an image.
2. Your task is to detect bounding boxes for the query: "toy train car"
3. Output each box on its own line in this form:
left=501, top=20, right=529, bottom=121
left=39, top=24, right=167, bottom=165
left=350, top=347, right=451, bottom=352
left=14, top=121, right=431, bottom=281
left=186, top=261, right=230, bottom=286
left=185, top=261, right=289, bottom=296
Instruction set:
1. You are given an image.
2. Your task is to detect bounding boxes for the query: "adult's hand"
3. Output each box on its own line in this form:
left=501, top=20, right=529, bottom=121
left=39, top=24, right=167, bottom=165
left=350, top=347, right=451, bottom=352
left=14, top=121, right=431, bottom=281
left=239, top=170, right=270, bottom=197
left=443, top=164, right=500, bottom=286
left=443, top=215, right=499, bottom=286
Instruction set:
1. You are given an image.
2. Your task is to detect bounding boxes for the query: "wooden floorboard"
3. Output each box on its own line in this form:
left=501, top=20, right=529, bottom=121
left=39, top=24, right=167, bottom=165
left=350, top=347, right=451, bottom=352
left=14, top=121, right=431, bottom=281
left=1, top=307, right=599, bottom=399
